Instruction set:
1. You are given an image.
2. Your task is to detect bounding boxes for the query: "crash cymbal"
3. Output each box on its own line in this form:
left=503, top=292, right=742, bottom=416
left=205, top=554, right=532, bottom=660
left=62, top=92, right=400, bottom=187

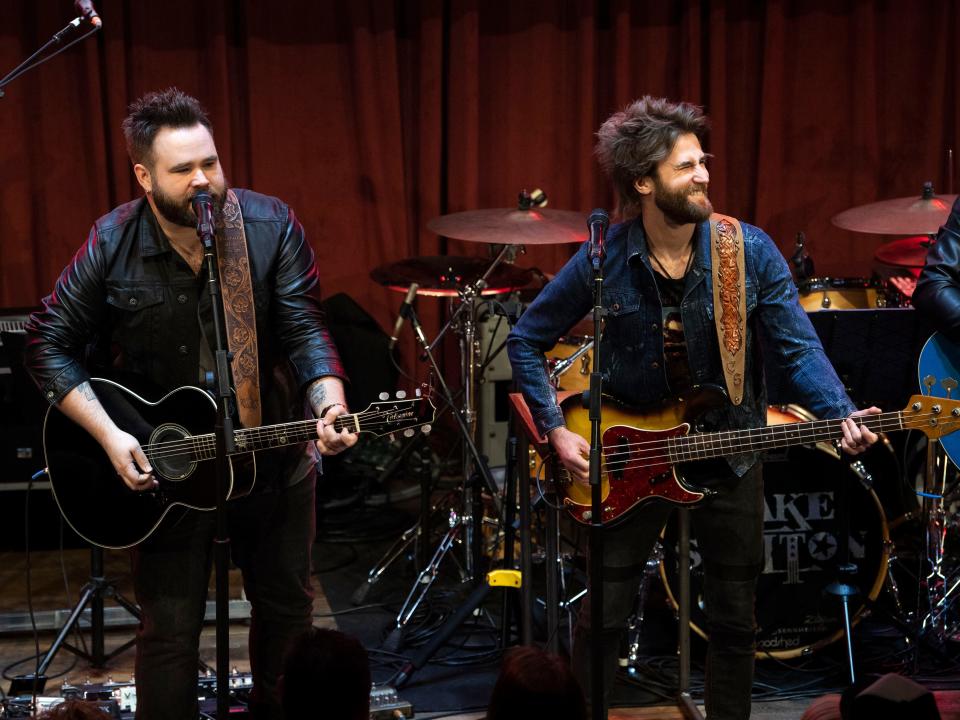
left=370, top=255, right=534, bottom=297
left=428, top=208, right=588, bottom=245
left=832, top=190, right=957, bottom=235
left=873, top=236, right=933, bottom=268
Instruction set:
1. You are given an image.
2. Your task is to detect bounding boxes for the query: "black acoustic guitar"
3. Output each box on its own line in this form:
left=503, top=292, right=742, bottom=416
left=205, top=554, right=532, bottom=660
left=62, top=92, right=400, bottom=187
left=44, top=378, right=436, bottom=549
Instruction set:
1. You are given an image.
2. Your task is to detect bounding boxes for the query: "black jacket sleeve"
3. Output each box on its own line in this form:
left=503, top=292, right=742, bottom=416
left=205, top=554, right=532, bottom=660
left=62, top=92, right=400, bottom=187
left=913, top=197, right=960, bottom=342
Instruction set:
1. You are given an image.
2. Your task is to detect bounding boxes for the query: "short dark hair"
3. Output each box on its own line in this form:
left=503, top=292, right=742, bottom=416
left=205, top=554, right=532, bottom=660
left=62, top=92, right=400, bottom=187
left=281, top=628, right=370, bottom=720
left=486, top=646, right=587, bottom=720
left=121, top=87, right=212, bottom=167
left=595, top=96, right=709, bottom=219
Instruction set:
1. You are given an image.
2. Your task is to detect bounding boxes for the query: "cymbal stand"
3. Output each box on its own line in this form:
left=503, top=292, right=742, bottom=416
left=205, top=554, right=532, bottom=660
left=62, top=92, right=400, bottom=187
left=918, top=436, right=951, bottom=641
left=383, top=272, right=507, bottom=647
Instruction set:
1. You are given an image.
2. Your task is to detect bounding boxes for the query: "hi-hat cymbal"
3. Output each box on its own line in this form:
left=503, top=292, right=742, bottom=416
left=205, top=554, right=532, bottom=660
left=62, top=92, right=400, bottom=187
left=832, top=192, right=957, bottom=235
left=370, top=256, right=534, bottom=297
left=428, top=208, right=588, bottom=245
left=873, top=236, right=933, bottom=268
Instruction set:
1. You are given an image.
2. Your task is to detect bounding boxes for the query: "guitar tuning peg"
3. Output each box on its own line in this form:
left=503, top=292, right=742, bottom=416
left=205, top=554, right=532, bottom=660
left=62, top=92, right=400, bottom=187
left=415, top=387, right=422, bottom=397
left=403, top=428, right=415, bottom=438
left=388, top=433, right=396, bottom=442
left=396, top=390, right=407, bottom=399
left=422, top=424, right=432, bottom=435
left=379, top=392, right=389, bottom=401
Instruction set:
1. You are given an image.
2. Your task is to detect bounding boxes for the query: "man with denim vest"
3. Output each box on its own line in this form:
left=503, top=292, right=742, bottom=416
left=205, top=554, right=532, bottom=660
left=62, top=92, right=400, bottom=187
left=507, top=96, right=879, bottom=719
left=24, top=88, right=358, bottom=719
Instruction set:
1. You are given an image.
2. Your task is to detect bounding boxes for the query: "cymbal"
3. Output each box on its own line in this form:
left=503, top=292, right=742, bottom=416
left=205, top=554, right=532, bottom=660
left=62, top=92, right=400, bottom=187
left=370, top=256, right=534, bottom=297
left=873, top=236, right=933, bottom=268
left=832, top=192, right=957, bottom=235
left=428, top=208, right=588, bottom=245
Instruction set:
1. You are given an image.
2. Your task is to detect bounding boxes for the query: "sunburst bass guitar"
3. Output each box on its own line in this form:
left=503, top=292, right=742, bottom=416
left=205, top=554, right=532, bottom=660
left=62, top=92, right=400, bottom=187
left=557, top=386, right=960, bottom=526
left=44, top=378, right=436, bottom=549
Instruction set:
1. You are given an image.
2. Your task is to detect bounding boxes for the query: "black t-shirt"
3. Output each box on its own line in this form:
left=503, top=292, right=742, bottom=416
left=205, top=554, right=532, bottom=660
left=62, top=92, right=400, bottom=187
left=652, top=270, right=693, bottom=396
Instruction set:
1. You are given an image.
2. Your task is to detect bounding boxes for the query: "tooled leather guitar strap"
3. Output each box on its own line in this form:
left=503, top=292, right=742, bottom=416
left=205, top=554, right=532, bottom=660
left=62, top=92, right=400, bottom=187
left=216, top=189, right=262, bottom=428
left=709, top=213, right=747, bottom=406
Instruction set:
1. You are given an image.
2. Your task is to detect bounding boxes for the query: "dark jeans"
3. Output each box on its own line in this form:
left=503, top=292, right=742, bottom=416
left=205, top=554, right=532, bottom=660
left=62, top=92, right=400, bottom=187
left=572, top=462, right=764, bottom=720
left=131, top=473, right=316, bottom=720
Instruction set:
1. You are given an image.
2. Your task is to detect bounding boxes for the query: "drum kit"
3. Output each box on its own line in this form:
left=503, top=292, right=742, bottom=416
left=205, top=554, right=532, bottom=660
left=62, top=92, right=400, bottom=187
left=367, top=184, right=960, bottom=665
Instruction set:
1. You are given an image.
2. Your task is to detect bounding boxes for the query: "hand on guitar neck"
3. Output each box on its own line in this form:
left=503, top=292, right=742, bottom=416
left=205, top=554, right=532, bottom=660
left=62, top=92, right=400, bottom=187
left=841, top=406, right=882, bottom=454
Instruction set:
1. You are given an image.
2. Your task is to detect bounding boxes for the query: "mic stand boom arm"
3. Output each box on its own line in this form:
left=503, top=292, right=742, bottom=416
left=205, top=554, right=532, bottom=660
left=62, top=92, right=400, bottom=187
left=0, top=14, right=100, bottom=99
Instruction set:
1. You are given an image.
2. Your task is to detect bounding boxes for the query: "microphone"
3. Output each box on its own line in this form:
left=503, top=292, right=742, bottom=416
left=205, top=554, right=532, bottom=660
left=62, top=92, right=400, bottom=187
left=388, top=283, right=419, bottom=350
left=74, top=0, right=102, bottom=27
left=587, top=208, right=609, bottom=267
left=191, top=190, right=215, bottom=241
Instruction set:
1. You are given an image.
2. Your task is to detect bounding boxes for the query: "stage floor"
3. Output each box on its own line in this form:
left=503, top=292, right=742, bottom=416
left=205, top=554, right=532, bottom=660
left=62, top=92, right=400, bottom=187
left=1, top=543, right=959, bottom=719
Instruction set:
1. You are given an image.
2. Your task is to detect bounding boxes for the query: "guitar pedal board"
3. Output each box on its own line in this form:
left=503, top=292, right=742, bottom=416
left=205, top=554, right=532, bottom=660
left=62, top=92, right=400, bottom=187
left=2, top=676, right=414, bottom=719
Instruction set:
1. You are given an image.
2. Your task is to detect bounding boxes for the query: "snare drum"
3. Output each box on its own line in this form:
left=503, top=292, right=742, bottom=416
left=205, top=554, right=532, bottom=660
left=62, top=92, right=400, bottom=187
left=660, top=405, right=893, bottom=659
left=797, top=277, right=887, bottom=311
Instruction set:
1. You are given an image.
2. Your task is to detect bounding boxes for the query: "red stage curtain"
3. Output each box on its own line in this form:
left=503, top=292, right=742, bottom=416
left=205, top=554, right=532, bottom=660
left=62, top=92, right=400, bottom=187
left=0, top=1, right=957, bottom=355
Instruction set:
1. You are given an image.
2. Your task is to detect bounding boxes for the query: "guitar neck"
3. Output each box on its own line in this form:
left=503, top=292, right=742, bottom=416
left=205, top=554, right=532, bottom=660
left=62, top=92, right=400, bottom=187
left=205, top=414, right=362, bottom=455
left=671, top=411, right=906, bottom=461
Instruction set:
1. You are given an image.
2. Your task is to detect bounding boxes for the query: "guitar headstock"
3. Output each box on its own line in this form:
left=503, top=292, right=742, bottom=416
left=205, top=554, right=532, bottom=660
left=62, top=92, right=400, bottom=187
left=356, top=388, right=437, bottom=439
left=902, top=394, right=960, bottom=439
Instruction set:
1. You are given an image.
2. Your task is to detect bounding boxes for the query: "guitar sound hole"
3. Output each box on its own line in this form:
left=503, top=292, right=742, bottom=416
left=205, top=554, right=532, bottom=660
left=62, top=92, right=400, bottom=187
left=149, top=423, right=197, bottom=481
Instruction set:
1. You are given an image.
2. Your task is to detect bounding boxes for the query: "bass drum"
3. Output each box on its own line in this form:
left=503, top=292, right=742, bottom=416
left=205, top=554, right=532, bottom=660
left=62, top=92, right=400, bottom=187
left=660, top=405, right=893, bottom=659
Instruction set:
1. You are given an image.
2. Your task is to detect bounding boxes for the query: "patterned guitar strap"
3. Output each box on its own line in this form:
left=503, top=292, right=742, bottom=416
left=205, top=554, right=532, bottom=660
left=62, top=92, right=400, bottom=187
left=216, top=189, right=262, bottom=428
left=709, top=213, right=747, bottom=406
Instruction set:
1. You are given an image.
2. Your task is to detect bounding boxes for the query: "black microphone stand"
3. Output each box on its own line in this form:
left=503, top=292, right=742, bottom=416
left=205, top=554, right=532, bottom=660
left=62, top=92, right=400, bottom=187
left=586, top=221, right=606, bottom=720
left=195, top=196, right=235, bottom=719
left=0, top=13, right=100, bottom=99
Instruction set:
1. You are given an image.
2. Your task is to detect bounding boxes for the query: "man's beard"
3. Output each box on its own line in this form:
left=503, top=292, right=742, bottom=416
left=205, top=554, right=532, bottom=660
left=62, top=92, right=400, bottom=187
left=652, top=177, right=713, bottom=225
left=152, top=184, right=227, bottom=228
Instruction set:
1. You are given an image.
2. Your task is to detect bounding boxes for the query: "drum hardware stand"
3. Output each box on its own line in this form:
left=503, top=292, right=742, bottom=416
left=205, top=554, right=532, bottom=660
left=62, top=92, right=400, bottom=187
left=420, top=244, right=515, bottom=577
left=350, top=431, right=440, bottom=605
left=8, top=536, right=141, bottom=696
left=913, top=374, right=960, bottom=657
left=790, top=231, right=815, bottom=283
left=824, top=446, right=863, bottom=685
left=549, top=338, right=595, bottom=387
left=622, top=544, right=665, bottom=672
left=382, top=274, right=506, bottom=650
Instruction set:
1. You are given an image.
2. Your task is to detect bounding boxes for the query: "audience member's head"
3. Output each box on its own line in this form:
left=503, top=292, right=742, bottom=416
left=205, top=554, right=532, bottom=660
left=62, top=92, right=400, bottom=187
left=35, top=699, right=109, bottom=719
left=840, top=673, right=940, bottom=719
left=280, top=627, right=371, bottom=720
left=486, top=646, right=586, bottom=720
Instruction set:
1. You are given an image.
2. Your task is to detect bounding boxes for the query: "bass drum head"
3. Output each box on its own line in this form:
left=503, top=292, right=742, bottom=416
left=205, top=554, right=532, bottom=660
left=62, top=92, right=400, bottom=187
left=660, top=405, right=892, bottom=659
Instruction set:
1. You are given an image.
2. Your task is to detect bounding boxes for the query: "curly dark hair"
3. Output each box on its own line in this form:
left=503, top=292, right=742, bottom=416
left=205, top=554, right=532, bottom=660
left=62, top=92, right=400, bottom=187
left=595, top=96, right=709, bottom=219
left=121, top=87, right=212, bottom=167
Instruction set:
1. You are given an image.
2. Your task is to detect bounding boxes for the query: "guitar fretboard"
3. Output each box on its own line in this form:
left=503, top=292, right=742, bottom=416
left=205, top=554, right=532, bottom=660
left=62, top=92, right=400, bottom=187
left=666, top=412, right=906, bottom=462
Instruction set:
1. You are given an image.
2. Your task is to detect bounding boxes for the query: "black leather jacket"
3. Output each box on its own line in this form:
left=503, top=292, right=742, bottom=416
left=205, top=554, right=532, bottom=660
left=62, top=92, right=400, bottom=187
left=913, top=196, right=960, bottom=341
left=24, top=189, right=346, bottom=486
